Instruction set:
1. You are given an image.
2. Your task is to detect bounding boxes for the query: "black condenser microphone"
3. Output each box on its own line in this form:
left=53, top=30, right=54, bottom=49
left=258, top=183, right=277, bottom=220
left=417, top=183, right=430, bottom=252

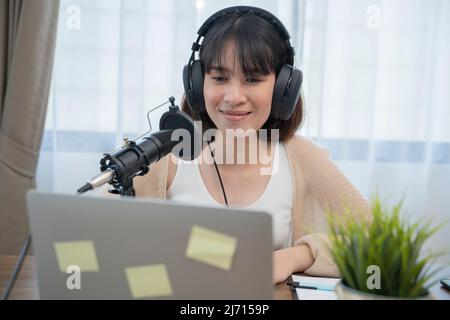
left=77, top=97, right=202, bottom=195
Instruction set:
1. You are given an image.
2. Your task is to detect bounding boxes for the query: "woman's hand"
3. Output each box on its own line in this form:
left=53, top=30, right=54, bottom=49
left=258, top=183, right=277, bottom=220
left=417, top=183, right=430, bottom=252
left=272, top=248, right=296, bottom=285
left=272, top=245, right=315, bottom=285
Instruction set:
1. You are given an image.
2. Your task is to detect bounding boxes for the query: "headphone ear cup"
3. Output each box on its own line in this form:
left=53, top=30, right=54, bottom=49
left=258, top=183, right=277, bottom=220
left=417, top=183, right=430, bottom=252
left=281, top=68, right=303, bottom=120
left=271, top=64, right=292, bottom=120
left=271, top=65, right=303, bottom=121
left=183, top=63, right=198, bottom=114
left=191, top=60, right=206, bottom=114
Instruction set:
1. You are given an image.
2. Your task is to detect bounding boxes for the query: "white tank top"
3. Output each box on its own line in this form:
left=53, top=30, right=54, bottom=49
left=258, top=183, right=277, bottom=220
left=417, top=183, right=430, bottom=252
left=167, top=142, right=293, bottom=250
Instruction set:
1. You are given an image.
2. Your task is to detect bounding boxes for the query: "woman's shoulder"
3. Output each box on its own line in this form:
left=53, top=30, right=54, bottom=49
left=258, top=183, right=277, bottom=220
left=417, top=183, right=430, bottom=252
left=167, top=153, right=178, bottom=190
left=132, top=154, right=173, bottom=198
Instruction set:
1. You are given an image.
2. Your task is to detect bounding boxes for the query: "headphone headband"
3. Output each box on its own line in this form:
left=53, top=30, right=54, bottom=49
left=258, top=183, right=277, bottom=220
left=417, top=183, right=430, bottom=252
left=198, top=6, right=291, bottom=40
left=192, top=6, right=295, bottom=65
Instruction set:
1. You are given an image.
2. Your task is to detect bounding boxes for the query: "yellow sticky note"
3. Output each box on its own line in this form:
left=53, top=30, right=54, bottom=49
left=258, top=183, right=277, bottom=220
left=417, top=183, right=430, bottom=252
left=53, top=241, right=99, bottom=272
left=185, top=225, right=238, bottom=270
left=125, top=264, right=173, bottom=299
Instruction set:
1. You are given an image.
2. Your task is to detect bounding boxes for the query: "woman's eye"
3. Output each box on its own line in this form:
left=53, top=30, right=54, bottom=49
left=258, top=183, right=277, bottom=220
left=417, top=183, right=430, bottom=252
left=212, top=76, right=226, bottom=82
left=246, top=77, right=262, bottom=83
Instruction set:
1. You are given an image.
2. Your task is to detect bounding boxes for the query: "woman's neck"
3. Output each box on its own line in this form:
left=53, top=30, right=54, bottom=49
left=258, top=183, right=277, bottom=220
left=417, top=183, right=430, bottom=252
left=203, top=135, right=275, bottom=171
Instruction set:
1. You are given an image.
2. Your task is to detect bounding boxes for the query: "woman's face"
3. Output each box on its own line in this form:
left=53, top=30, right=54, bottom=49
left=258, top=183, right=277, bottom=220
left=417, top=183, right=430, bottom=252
left=203, top=43, right=276, bottom=134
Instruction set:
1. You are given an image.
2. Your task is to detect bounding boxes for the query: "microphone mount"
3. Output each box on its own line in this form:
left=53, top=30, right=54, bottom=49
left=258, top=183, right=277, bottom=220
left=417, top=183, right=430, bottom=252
left=101, top=97, right=179, bottom=197
left=77, top=96, right=201, bottom=197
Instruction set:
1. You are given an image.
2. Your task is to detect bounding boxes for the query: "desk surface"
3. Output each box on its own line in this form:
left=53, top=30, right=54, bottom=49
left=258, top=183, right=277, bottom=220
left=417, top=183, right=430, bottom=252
left=1, top=255, right=449, bottom=300
left=0, top=255, right=292, bottom=300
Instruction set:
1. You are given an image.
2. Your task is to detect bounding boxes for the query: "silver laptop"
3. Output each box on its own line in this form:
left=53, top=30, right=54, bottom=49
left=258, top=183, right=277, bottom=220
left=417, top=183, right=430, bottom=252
left=26, top=191, right=273, bottom=300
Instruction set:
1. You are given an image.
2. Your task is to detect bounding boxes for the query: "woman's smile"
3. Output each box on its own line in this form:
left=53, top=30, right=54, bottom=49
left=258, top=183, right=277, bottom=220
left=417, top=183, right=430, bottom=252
left=219, top=109, right=253, bottom=122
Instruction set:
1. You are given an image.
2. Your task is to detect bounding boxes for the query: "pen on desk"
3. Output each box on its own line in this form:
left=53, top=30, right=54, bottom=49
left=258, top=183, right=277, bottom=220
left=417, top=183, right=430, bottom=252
left=288, top=279, right=337, bottom=291
left=297, top=284, right=336, bottom=291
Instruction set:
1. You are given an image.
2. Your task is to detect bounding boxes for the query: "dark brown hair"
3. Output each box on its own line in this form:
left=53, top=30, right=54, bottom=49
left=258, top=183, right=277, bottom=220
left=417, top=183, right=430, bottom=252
left=182, top=11, right=304, bottom=142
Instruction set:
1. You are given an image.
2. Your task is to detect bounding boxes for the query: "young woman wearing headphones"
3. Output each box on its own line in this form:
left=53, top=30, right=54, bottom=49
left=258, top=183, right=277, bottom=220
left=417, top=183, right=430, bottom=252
left=131, top=6, right=371, bottom=284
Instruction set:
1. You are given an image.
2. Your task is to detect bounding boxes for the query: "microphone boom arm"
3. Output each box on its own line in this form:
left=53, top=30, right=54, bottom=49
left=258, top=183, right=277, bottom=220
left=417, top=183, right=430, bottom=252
left=77, top=97, right=201, bottom=197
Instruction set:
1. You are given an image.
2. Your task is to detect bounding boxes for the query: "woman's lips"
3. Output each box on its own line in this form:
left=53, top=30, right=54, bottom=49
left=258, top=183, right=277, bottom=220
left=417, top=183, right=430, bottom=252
left=220, top=110, right=252, bottom=121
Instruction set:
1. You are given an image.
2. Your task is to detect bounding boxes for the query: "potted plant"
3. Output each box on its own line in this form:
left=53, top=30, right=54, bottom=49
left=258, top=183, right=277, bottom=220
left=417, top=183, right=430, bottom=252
left=327, top=196, right=445, bottom=299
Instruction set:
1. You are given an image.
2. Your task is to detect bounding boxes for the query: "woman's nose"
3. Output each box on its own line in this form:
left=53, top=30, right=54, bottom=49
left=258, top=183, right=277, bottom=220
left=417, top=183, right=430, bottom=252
left=223, top=81, right=247, bottom=106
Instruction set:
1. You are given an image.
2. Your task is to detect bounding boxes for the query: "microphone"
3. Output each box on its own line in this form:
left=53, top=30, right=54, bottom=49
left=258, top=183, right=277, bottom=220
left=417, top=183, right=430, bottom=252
left=77, top=98, right=202, bottom=195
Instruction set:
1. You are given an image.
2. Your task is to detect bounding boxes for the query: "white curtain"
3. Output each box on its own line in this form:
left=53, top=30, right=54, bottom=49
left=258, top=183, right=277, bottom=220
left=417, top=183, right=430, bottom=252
left=300, top=0, right=450, bottom=259
left=37, top=0, right=450, bottom=259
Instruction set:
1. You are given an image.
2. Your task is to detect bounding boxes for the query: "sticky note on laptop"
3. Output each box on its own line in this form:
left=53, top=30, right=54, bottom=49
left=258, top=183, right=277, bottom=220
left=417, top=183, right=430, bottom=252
left=53, top=241, right=99, bottom=272
left=185, top=225, right=238, bottom=270
left=125, top=264, right=173, bottom=299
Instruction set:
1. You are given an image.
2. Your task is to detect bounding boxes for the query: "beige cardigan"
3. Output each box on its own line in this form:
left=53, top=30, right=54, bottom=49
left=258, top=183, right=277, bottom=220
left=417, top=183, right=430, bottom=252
left=109, top=134, right=371, bottom=277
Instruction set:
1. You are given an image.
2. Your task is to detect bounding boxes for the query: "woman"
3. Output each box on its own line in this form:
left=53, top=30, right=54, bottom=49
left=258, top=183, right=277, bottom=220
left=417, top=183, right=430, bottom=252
left=132, top=6, right=371, bottom=284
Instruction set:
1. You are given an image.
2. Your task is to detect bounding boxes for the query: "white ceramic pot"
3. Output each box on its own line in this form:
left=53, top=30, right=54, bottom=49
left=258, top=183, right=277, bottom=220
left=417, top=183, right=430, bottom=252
left=335, top=281, right=434, bottom=300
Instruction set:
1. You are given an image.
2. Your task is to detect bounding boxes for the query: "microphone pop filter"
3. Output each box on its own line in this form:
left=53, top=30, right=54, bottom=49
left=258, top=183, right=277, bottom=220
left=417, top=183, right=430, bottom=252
left=159, top=109, right=203, bottom=161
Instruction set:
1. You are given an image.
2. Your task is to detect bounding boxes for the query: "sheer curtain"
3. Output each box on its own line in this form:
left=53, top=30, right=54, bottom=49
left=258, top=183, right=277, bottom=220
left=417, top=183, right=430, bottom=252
left=37, top=0, right=450, bottom=258
left=301, top=0, right=450, bottom=258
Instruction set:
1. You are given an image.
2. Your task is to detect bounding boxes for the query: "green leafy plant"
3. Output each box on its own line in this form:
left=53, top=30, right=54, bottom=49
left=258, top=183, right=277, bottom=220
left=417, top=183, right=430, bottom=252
left=327, top=196, right=446, bottom=298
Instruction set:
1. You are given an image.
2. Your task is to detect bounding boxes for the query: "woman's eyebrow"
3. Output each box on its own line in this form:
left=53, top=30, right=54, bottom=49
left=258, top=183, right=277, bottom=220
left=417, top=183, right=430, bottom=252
left=209, top=66, right=229, bottom=73
left=209, top=67, right=267, bottom=76
left=246, top=70, right=266, bottom=76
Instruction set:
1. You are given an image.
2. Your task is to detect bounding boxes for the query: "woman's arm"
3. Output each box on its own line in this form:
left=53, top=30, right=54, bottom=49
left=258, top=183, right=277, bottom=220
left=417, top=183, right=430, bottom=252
left=272, top=245, right=314, bottom=284
left=273, top=136, right=371, bottom=282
